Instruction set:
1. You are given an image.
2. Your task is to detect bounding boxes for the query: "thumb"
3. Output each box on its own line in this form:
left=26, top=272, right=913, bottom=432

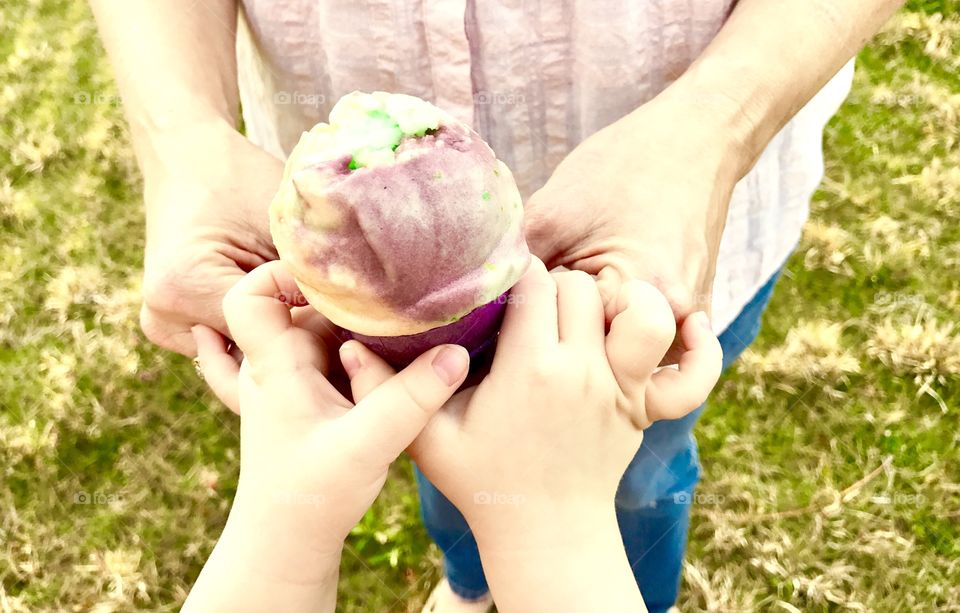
left=645, top=311, right=723, bottom=423
left=339, top=343, right=469, bottom=464
left=522, top=191, right=568, bottom=268
left=605, top=280, right=676, bottom=392
left=595, top=266, right=625, bottom=323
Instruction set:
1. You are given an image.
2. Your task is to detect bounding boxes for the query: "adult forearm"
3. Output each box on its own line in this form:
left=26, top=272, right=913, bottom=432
left=88, top=0, right=241, bottom=173
left=665, top=0, right=904, bottom=177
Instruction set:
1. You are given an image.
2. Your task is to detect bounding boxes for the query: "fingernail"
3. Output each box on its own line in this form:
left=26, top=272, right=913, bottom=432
left=340, top=342, right=362, bottom=377
left=431, top=345, right=468, bottom=386
left=694, top=311, right=712, bottom=331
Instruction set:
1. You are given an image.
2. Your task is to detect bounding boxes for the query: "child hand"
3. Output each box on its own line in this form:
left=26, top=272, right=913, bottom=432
left=341, top=257, right=721, bottom=611
left=345, top=257, right=721, bottom=528
left=186, top=261, right=469, bottom=611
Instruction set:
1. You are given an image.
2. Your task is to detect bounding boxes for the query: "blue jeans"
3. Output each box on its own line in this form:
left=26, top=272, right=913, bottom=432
left=414, top=270, right=782, bottom=610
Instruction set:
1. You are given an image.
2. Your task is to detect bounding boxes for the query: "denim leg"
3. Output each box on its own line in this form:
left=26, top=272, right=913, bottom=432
left=615, top=405, right=703, bottom=612
left=615, top=269, right=783, bottom=611
left=414, top=466, right=490, bottom=599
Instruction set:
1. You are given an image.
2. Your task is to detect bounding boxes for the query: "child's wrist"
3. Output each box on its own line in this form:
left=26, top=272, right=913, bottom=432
left=223, top=490, right=345, bottom=584
left=473, top=505, right=645, bottom=611
left=471, top=501, right=617, bottom=555
left=183, top=507, right=342, bottom=612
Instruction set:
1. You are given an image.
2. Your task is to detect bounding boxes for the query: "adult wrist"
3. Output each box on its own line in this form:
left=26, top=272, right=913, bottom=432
left=648, top=68, right=759, bottom=182
left=138, top=117, right=244, bottom=180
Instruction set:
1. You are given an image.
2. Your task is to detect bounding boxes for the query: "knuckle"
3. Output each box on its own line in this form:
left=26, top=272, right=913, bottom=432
left=139, top=305, right=170, bottom=347
left=632, top=271, right=694, bottom=317
left=674, top=393, right=704, bottom=419
left=638, top=314, right=676, bottom=352
left=556, top=269, right=596, bottom=293
left=667, top=380, right=709, bottom=418
left=245, top=360, right=271, bottom=387
left=221, top=285, right=242, bottom=329
left=141, top=265, right=186, bottom=314
left=648, top=317, right=678, bottom=352
left=527, top=355, right=559, bottom=387
left=398, top=371, right=434, bottom=418
left=628, top=283, right=677, bottom=349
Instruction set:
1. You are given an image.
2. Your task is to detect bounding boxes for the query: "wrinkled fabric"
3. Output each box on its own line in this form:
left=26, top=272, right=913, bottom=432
left=236, top=0, right=854, bottom=331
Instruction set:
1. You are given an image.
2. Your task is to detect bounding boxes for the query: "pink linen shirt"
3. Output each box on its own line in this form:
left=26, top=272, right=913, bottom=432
left=236, top=0, right=854, bottom=331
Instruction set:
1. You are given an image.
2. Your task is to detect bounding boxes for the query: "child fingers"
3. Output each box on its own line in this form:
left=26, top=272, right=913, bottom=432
left=605, top=280, right=676, bottom=389
left=339, top=340, right=396, bottom=403
left=595, top=265, right=625, bottom=323
left=497, top=257, right=559, bottom=354
left=341, top=344, right=469, bottom=464
left=554, top=270, right=605, bottom=351
left=644, top=312, right=723, bottom=422
left=221, top=261, right=301, bottom=360
left=192, top=325, right=241, bottom=414
left=292, top=307, right=344, bottom=359
left=191, top=324, right=342, bottom=422
left=338, top=341, right=462, bottom=468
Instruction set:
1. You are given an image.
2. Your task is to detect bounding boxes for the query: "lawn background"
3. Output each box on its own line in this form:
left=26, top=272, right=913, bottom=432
left=0, top=1, right=958, bottom=611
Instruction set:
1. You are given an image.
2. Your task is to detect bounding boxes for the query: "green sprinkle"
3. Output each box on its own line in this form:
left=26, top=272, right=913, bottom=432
left=434, top=170, right=444, bottom=180
left=481, top=191, right=491, bottom=201
left=483, top=262, right=497, bottom=271
left=348, top=158, right=359, bottom=171
left=367, top=108, right=393, bottom=121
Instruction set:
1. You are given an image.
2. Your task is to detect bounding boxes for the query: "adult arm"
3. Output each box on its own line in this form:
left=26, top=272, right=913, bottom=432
left=526, top=0, right=905, bottom=353
left=89, top=0, right=282, bottom=358
left=679, top=0, right=905, bottom=176
left=87, top=0, right=240, bottom=165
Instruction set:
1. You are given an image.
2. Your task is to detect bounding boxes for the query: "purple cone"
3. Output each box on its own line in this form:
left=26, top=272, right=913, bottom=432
left=345, top=292, right=509, bottom=368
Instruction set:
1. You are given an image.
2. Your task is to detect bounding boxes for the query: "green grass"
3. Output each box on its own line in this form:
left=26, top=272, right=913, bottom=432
left=1, top=2, right=958, bottom=611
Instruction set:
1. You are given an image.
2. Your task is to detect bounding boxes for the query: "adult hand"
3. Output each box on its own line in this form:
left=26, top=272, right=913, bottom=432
left=523, top=91, right=744, bottom=361
left=139, top=123, right=284, bottom=356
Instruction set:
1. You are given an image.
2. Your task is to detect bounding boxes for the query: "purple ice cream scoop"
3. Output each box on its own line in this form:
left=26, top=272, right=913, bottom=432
left=269, top=91, right=530, bottom=366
